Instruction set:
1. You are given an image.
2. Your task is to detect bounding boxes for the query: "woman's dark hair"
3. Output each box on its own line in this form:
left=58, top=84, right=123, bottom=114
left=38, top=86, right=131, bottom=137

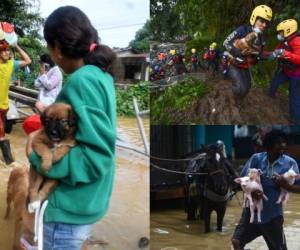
left=40, top=54, right=55, bottom=68
left=263, top=130, right=286, bottom=149
left=44, top=6, right=116, bottom=75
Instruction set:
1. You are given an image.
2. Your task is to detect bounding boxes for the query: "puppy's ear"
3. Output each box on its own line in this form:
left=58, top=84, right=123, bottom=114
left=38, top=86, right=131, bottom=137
left=40, top=110, right=47, bottom=126
left=67, top=105, right=77, bottom=127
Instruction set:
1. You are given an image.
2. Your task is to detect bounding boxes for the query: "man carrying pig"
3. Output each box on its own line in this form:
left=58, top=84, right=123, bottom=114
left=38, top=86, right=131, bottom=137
left=232, top=130, right=300, bottom=250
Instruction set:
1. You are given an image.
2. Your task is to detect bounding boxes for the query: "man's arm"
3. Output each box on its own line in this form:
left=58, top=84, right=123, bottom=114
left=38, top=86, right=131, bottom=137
left=273, top=173, right=300, bottom=193
left=223, top=26, right=244, bottom=58
left=15, top=44, right=31, bottom=68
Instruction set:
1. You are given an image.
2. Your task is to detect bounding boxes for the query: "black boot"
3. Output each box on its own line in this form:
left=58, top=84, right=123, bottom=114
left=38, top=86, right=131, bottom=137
left=0, top=140, right=14, bottom=165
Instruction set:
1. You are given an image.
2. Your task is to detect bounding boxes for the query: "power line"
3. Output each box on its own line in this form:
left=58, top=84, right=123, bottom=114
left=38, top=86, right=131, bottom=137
left=99, top=22, right=145, bottom=30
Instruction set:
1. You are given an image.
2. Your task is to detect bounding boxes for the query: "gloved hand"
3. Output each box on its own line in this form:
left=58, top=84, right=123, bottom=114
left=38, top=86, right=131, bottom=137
left=235, top=57, right=245, bottom=63
left=272, top=49, right=285, bottom=58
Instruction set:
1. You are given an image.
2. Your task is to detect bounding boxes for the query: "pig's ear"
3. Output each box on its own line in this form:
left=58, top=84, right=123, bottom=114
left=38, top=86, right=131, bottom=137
left=234, top=178, right=241, bottom=184
left=257, top=169, right=262, bottom=175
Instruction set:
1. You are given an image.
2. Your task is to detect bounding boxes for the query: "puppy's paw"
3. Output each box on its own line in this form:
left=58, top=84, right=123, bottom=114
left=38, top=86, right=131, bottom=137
left=28, top=200, right=41, bottom=213
left=41, top=159, right=52, bottom=172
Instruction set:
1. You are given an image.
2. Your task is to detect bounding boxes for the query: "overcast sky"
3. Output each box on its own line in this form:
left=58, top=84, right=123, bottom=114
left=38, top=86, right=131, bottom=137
left=38, top=0, right=149, bottom=48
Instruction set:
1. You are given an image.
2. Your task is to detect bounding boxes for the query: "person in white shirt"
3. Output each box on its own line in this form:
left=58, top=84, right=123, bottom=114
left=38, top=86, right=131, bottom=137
left=34, top=54, right=63, bottom=113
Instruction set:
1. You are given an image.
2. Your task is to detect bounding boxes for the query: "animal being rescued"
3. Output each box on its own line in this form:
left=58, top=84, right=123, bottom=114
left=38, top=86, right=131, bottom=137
left=28, top=102, right=77, bottom=212
left=4, top=164, right=36, bottom=250
left=276, top=168, right=300, bottom=205
left=233, top=32, right=259, bottom=56
left=235, top=168, right=268, bottom=223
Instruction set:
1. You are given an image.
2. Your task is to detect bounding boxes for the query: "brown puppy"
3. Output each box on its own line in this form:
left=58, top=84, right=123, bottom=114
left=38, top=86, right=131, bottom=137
left=29, top=102, right=77, bottom=207
left=233, top=32, right=259, bottom=56
left=5, top=165, right=35, bottom=250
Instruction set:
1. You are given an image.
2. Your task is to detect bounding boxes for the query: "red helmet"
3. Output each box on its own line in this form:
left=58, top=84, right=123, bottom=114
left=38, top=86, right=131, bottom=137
left=0, top=40, right=9, bottom=50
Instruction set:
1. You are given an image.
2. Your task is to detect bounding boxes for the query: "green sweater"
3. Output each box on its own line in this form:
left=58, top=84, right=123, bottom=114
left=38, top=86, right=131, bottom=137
left=29, top=65, right=116, bottom=224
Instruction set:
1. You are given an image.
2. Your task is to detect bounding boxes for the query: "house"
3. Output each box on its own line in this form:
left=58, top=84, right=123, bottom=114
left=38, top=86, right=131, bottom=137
left=114, top=48, right=149, bottom=83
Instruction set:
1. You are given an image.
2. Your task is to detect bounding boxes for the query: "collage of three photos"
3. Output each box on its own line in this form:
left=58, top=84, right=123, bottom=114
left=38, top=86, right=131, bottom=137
left=1, top=0, right=300, bottom=249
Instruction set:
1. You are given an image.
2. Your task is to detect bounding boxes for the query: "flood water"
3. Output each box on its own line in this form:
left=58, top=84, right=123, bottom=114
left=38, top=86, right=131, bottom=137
left=151, top=192, right=300, bottom=250
left=0, top=116, right=149, bottom=250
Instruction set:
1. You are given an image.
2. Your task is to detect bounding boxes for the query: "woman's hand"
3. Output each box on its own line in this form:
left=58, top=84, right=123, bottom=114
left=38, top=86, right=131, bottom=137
left=26, top=130, right=41, bottom=157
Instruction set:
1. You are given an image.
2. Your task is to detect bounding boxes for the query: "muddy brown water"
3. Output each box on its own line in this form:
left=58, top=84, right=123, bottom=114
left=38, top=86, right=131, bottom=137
left=151, top=192, right=300, bottom=250
left=0, top=117, right=149, bottom=250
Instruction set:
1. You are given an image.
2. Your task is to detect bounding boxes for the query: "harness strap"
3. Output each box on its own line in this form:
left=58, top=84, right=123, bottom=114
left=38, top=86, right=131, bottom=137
left=203, top=187, right=233, bottom=202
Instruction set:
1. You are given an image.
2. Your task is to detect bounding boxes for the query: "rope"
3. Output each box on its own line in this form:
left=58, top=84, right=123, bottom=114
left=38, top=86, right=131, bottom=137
left=151, top=162, right=206, bottom=175
left=150, top=153, right=206, bottom=162
left=116, top=143, right=149, bottom=157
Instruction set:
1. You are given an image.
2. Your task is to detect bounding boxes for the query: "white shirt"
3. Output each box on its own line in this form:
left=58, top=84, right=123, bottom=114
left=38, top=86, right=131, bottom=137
left=34, top=66, right=63, bottom=106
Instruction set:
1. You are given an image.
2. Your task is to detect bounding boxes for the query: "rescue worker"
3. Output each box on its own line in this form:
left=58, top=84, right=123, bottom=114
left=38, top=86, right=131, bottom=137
left=190, top=48, right=199, bottom=72
left=268, top=19, right=300, bottom=124
left=223, top=5, right=272, bottom=103
left=206, top=42, right=220, bottom=75
left=0, top=39, right=31, bottom=164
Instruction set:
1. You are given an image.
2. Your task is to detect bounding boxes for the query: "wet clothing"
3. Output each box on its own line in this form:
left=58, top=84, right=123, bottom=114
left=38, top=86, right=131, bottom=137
left=269, top=71, right=300, bottom=124
left=275, top=34, right=300, bottom=78
left=228, top=65, right=252, bottom=99
left=204, top=49, right=220, bottom=73
left=232, top=152, right=300, bottom=249
left=34, top=65, right=63, bottom=107
left=240, top=152, right=300, bottom=224
left=233, top=209, right=287, bottom=250
left=29, top=65, right=116, bottom=224
left=43, top=223, right=91, bottom=250
left=191, top=53, right=199, bottom=72
left=223, top=25, right=264, bottom=98
left=174, top=54, right=187, bottom=75
left=270, top=34, right=300, bottom=124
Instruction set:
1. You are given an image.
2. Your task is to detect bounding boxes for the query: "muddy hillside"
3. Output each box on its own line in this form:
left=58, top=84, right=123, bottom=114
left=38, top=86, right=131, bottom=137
left=171, top=75, right=289, bottom=124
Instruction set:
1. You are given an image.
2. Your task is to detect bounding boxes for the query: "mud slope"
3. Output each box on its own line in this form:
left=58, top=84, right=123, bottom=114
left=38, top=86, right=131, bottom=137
left=174, top=76, right=289, bottom=124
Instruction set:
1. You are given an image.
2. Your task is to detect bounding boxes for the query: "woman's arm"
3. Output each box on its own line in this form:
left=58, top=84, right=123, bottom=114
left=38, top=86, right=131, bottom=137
left=37, top=67, right=62, bottom=90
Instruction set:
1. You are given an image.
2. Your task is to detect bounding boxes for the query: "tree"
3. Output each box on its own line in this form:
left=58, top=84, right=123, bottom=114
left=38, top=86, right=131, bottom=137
left=0, top=0, right=45, bottom=88
left=129, top=21, right=150, bottom=53
left=0, top=0, right=43, bottom=38
left=150, top=0, right=186, bottom=42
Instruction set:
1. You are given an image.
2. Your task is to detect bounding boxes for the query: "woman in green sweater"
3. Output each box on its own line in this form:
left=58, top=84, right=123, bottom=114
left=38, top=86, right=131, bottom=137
left=26, top=6, right=116, bottom=250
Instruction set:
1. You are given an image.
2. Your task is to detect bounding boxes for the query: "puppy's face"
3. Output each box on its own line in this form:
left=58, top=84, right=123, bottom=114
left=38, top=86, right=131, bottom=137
left=41, top=103, right=76, bottom=142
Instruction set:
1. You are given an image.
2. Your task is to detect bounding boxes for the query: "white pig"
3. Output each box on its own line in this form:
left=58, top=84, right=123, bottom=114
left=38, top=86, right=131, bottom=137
left=276, top=168, right=300, bottom=205
left=235, top=168, right=268, bottom=223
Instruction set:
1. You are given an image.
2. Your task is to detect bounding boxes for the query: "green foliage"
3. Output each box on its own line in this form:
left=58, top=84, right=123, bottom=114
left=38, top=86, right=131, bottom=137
left=151, top=77, right=209, bottom=123
left=116, top=82, right=149, bottom=116
left=150, top=0, right=186, bottom=42
left=0, top=0, right=43, bottom=37
left=129, top=21, right=150, bottom=52
left=150, top=0, right=300, bottom=44
left=15, top=35, right=47, bottom=88
left=1, top=0, right=45, bottom=88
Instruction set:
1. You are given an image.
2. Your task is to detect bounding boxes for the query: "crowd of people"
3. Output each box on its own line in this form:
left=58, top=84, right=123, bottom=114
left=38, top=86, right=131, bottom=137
left=150, top=42, right=226, bottom=82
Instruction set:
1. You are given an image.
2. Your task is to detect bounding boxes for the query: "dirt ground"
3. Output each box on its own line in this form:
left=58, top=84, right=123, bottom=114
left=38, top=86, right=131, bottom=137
left=154, top=74, right=290, bottom=125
